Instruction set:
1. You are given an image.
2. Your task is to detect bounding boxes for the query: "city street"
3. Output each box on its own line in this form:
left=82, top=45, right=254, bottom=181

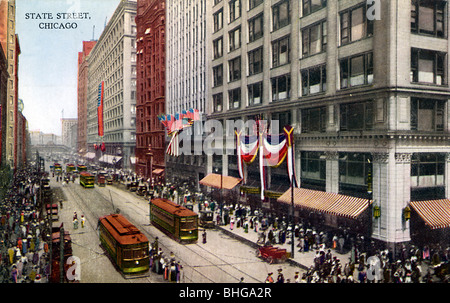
left=50, top=175, right=305, bottom=283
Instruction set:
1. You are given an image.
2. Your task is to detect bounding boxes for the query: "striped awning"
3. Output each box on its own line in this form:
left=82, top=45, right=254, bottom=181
left=410, top=199, right=450, bottom=230
left=277, top=188, right=372, bottom=219
left=199, top=173, right=242, bottom=190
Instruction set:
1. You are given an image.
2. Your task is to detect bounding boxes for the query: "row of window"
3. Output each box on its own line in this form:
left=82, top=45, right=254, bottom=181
left=302, top=97, right=445, bottom=133
left=212, top=74, right=290, bottom=112
left=215, top=0, right=446, bottom=38
left=301, top=152, right=445, bottom=190
left=214, top=0, right=289, bottom=33
left=212, top=44, right=448, bottom=112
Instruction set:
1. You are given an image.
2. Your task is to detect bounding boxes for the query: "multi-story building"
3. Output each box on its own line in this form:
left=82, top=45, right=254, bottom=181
left=165, top=0, right=208, bottom=185
left=61, top=118, right=77, bottom=150
left=135, top=0, right=166, bottom=180
left=206, top=0, right=450, bottom=248
left=77, top=40, right=97, bottom=156
left=0, top=0, right=19, bottom=169
left=0, top=37, right=7, bottom=166
left=86, top=0, right=137, bottom=170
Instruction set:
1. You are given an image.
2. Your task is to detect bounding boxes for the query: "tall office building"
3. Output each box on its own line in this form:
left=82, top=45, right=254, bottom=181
left=135, top=0, right=166, bottom=180
left=77, top=40, right=97, bottom=156
left=206, top=0, right=450, bottom=247
left=165, top=0, right=207, bottom=184
left=86, top=0, right=137, bottom=170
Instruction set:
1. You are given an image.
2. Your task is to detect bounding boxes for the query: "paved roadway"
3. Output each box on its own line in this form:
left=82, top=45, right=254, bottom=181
left=51, top=176, right=304, bottom=283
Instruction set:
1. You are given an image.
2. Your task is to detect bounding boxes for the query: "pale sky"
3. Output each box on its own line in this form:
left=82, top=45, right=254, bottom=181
left=16, top=0, right=120, bottom=136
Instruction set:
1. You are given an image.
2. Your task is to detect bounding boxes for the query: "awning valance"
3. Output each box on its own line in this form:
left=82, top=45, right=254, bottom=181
left=84, top=152, right=96, bottom=159
left=277, top=188, right=372, bottom=219
left=153, top=168, right=164, bottom=175
left=199, top=173, right=242, bottom=190
left=410, top=199, right=450, bottom=230
left=99, top=154, right=122, bottom=164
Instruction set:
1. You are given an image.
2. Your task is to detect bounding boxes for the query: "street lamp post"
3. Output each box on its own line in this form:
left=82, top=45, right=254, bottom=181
left=214, top=167, right=223, bottom=221
left=147, top=144, right=153, bottom=186
left=291, top=178, right=295, bottom=258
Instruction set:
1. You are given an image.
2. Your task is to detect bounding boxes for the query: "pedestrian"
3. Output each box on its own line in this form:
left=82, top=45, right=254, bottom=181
left=11, top=265, right=17, bottom=283
left=202, top=230, right=207, bottom=244
left=230, top=218, right=234, bottom=230
left=265, top=272, right=274, bottom=283
left=81, top=215, right=86, bottom=228
left=276, top=268, right=285, bottom=283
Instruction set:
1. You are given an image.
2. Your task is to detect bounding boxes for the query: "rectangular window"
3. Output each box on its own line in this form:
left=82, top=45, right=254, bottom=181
left=411, top=153, right=445, bottom=188
left=302, top=0, right=327, bottom=16
left=411, top=48, right=446, bottom=85
left=340, top=4, right=373, bottom=45
left=273, top=0, right=290, bottom=31
left=411, top=0, right=446, bottom=37
left=301, top=107, right=326, bottom=133
left=339, top=153, right=372, bottom=187
left=213, top=64, right=223, bottom=87
left=228, top=88, right=241, bottom=109
left=249, top=13, right=264, bottom=42
left=301, top=151, right=326, bottom=181
left=272, top=35, right=290, bottom=67
left=213, top=9, right=223, bottom=32
left=229, top=26, right=241, bottom=51
left=228, top=56, right=241, bottom=82
left=248, top=82, right=263, bottom=106
left=249, top=0, right=264, bottom=10
left=340, top=101, right=374, bottom=131
left=301, top=65, right=326, bottom=96
left=213, top=37, right=223, bottom=59
left=248, top=47, right=263, bottom=75
left=411, top=98, right=445, bottom=132
left=302, top=21, right=327, bottom=57
left=229, top=0, right=241, bottom=22
left=340, top=52, right=373, bottom=89
left=213, top=93, right=223, bottom=112
left=271, top=74, right=291, bottom=101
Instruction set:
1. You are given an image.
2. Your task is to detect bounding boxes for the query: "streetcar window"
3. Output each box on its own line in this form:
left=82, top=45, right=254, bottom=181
left=134, top=248, right=147, bottom=259
left=123, top=249, right=133, bottom=260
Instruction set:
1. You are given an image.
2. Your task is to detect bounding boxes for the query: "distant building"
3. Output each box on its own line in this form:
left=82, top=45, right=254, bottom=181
left=61, top=118, right=77, bottom=149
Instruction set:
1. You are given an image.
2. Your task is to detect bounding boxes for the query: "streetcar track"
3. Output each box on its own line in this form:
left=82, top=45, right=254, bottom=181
left=60, top=182, right=265, bottom=283
left=103, top=187, right=265, bottom=283
left=62, top=182, right=215, bottom=283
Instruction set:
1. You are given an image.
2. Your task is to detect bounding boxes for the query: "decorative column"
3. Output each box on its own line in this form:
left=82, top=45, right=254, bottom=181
left=372, top=152, right=411, bottom=245
left=392, top=152, right=412, bottom=243
left=325, top=151, right=339, bottom=194
left=445, top=153, right=450, bottom=199
left=371, top=152, right=389, bottom=241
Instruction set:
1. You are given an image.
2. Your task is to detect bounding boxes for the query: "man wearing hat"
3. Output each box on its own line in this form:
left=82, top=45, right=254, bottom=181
left=277, top=268, right=285, bottom=283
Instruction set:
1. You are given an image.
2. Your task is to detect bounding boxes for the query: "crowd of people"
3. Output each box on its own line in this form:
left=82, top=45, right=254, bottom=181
left=149, top=237, right=183, bottom=282
left=159, top=179, right=450, bottom=284
left=0, top=166, right=50, bottom=283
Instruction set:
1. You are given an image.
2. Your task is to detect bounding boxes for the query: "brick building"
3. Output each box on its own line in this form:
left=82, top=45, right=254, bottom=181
left=77, top=40, right=96, bottom=156
left=135, top=0, right=166, bottom=181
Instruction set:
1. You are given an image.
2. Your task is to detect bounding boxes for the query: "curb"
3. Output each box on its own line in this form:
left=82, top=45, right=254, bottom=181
left=216, top=226, right=309, bottom=271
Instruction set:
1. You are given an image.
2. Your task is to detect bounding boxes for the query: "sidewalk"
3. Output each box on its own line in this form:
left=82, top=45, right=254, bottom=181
left=199, top=207, right=352, bottom=271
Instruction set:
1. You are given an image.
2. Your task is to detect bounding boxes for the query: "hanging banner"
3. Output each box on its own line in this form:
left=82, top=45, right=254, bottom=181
left=97, top=81, right=104, bottom=137
left=235, top=122, right=299, bottom=200
left=158, top=108, right=201, bottom=156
